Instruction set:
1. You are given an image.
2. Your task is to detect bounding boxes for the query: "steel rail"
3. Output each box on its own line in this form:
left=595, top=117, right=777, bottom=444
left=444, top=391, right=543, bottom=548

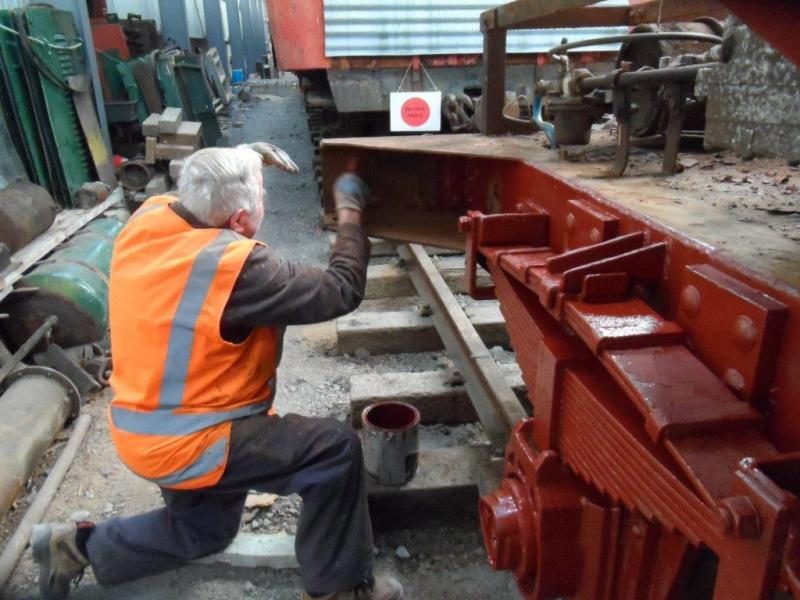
left=398, top=243, right=527, bottom=455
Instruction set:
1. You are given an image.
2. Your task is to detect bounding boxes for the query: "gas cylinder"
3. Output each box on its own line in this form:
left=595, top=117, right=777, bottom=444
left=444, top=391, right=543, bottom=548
left=2, top=213, right=127, bottom=348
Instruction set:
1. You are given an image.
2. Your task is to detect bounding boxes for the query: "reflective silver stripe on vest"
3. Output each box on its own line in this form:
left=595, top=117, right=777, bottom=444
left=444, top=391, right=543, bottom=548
left=111, top=392, right=272, bottom=436
left=159, top=230, right=232, bottom=409
left=149, top=436, right=228, bottom=486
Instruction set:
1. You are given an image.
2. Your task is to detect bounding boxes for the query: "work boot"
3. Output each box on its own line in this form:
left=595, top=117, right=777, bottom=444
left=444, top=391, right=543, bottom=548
left=304, top=575, right=403, bottom=600
left=31, top=522, right=91, bottom=600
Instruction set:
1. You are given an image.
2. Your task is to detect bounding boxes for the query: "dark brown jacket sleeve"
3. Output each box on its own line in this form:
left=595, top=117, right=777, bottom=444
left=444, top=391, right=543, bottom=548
left=220, top=223, right=370, bottom=336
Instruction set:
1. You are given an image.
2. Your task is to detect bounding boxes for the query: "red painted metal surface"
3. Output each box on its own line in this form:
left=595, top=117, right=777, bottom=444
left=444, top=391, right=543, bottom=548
left=90, top=21, right=130, bottom=61
left=265, top=0, right=329, bottom=72
left=459, top=187, right=799, bottom=597
left=322, top=133, right=800, bottom=597
left=718, top=0, right=800, bottom=69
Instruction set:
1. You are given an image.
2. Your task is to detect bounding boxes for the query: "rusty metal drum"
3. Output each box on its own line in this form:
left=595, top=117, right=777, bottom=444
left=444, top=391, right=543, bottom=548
left=0, top=182, right=58, bottom=253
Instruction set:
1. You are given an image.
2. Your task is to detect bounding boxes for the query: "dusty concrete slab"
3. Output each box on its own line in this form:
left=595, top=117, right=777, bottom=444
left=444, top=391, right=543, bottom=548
left=160, top=121, right=203, bottom=146
left=337, top=305, right=508, bottom=354
left=144, top=136, right=156, bottom=164
left=142, top=113, right=160, bottom=137
left=158, top=107, right=183, bottom=134
left=155, top=143, right=196, bottom=161
left=196, top=533, right=298, bottom=569
left=350, top=365, right=525, bottom=427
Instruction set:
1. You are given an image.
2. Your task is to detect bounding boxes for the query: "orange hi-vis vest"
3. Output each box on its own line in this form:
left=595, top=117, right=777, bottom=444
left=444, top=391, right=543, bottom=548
left=108, top=196, right=279, bottom=490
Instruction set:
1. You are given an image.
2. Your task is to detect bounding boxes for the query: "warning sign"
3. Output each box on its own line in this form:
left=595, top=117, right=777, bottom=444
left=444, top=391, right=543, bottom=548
left=390, top=91, right=441, bottom=133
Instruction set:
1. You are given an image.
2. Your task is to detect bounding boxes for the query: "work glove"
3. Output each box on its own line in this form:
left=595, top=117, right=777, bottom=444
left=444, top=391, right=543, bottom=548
left=244, top=142, right=299, bottom=173
left=333, top=173, right=369, bottom=212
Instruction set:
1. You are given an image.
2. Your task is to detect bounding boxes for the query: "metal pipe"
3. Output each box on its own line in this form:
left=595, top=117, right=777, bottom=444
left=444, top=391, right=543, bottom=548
left=578, top=63, right=715, bottom=93
left=0, top=316, right=57, bottom=385
left=549, top=31, right=722, bottom=56
left=0, top=367, right=80, bottom=517
left=0, top=414, right=91, bottom=590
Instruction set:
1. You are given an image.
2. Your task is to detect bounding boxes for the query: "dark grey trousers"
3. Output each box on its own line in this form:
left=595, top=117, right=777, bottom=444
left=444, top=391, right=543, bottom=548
left=85, top=413, right=374, bottom=596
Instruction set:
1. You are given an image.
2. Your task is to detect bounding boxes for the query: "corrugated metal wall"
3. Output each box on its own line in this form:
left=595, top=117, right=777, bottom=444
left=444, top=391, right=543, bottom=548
left=323, top=0, right=628, bottom=57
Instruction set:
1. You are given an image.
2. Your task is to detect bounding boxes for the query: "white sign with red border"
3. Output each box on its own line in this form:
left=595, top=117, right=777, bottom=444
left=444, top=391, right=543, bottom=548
left=390, top=91, right=442, bottom=133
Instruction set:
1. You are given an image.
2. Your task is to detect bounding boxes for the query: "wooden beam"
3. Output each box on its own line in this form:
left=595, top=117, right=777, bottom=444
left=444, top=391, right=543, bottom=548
left=507, top=6, right=631, bottom=30
left=482, top=0, right=601, bottom=31
left=478, top=26, right=508, bottom=135
left=629, top=0, right=729, bottom=24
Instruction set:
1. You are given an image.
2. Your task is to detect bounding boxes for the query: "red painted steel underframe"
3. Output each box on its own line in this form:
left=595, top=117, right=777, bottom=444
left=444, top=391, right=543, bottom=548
left=718, top=0, right=800, bottom=70
left=438, top=155, right=800, bottom=598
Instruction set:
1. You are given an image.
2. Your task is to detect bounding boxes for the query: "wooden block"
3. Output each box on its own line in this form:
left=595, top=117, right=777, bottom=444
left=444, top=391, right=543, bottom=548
left=142, top=113, right=160, bottom=137
left=336, top=304, right=508, bottom=355
left=158, top=107, right=183, bottom=134
left=160, top=120, right=202, bottom=145
left=155, top=143, right=196, bottom=161
left=366, top=446, right=485, bottom=530
left=365, top=256, right=491, bottom=299
left=144, top=173, right=169, bottom=197
left=350, top=364, right=525, bottom=428
left=195, top=532, right=298, bottom=569
left=144, top=136, right=157, bottom=164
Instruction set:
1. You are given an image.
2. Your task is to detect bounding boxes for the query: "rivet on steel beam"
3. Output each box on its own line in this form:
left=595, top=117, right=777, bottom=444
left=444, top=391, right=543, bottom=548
left=679, top=285, right=701, bottom=317
left=733, top=315, right=758, bottom=352
left=589, top=228, right=601, bottom=243
left=566, top=213, right=576, bottom=232
left=739, top=456, right=756, bottom=470
left=720, top=496, right=761, bottom=539
left=723, top=368, right=746, bottom=394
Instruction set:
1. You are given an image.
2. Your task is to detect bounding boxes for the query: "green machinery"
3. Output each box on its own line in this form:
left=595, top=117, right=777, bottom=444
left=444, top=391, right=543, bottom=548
left=0, top=5, right=114, bottom=207
left=2, top=213, right=127, bottom=348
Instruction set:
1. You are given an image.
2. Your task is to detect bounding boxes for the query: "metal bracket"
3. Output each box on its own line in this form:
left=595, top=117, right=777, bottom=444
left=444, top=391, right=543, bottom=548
left=609, top=87, right=632, bottom=177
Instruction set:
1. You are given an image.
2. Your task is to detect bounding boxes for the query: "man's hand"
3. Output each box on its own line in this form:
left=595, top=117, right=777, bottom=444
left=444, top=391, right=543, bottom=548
left=245, top=142, right=299, bottom=173
left=333, top=173, right=369, bottom=213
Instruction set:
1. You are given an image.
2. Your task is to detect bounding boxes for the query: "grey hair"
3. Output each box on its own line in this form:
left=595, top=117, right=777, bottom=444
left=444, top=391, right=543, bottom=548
left=177, top=146, right=264, bottom=227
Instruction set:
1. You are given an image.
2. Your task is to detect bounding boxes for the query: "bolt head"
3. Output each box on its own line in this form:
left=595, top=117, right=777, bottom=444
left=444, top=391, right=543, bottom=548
left=720, top=496, right=761, bottom=539
left=723, top=368, right=746, bottom=394
left=733, top=315, right=758, bottom=352
left=679, top=285, right=701, bottom=318
left=589, top=228, right=601, bottom=243
left=739, top=457, right=756, bottom=470
left=566, top=213, right=576, bottom=232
